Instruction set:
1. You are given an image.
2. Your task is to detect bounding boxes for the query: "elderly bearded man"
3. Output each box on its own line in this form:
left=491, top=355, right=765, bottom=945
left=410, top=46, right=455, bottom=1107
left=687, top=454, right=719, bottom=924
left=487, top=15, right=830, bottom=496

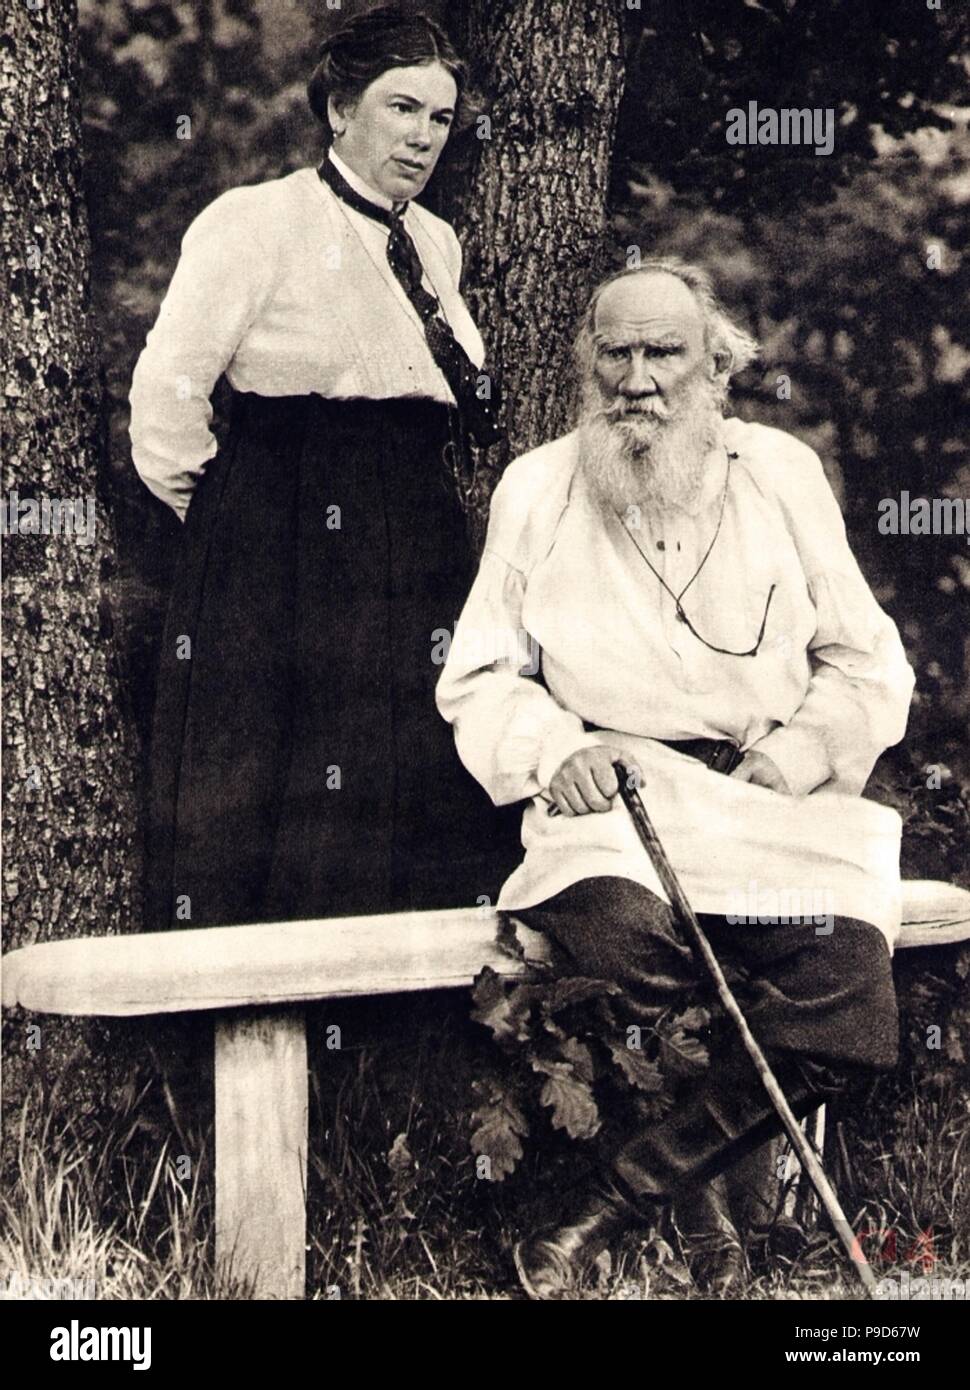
left=436, top=259, right=916, bottom=1300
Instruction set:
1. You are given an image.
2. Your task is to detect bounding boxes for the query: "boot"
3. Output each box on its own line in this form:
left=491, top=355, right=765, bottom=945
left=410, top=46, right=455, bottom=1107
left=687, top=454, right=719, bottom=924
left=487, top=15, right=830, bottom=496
left=613, top=1045, right=845, bottom=1204
left=726, top=1140, right=807, bottom=1270
left=513, top=1177, right=644, bottom=1301
left=746, top=1213, right=808, bottom=1271
left=725, top=1137, right=782, bottom=1234
left=673, top=1176, right=747, bottom=1297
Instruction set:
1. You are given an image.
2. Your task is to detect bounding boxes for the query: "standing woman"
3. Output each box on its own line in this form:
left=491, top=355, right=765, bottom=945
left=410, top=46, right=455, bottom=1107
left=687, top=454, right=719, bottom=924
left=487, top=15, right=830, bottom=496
left=130, top=6, right=509, bottom=932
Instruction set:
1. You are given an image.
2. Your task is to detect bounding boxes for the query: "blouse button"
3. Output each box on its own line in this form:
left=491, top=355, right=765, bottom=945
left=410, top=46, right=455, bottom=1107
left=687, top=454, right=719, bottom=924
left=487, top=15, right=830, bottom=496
left=657, top=540, right=665, bottom=551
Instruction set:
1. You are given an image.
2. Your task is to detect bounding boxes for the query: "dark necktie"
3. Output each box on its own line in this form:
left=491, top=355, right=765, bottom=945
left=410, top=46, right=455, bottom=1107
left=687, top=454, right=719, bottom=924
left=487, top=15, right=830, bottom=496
left=318, top=157, right=503, bottom=448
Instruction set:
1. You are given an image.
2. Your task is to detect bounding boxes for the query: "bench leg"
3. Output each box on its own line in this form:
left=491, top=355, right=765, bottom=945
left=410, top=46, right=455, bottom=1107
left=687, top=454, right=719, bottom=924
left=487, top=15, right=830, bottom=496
left=215, top=1007, right=307, bottom=1299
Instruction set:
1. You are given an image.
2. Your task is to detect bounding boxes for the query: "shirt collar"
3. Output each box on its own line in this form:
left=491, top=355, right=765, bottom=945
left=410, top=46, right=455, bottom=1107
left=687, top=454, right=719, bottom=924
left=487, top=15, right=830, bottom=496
left=327, top=148, right=406, bottom=217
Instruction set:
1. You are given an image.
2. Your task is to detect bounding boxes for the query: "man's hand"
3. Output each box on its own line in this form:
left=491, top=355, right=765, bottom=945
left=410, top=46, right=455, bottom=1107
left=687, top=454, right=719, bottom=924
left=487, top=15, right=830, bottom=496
left=729, top=749, right=792, bottom=794
left=547, top=746, right=642, bottom=816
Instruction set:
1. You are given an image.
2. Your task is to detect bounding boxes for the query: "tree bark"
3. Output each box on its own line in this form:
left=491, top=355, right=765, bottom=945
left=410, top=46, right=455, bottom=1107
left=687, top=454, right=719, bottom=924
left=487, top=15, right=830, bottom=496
left=450, top=0, right=626, bottom=532
left=2, top=0, right=141, bottom=1159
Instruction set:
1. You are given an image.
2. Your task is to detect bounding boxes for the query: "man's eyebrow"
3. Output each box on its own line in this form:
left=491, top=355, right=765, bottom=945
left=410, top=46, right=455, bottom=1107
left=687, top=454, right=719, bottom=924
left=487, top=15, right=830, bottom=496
left=593, top=333, right=687, bottom=348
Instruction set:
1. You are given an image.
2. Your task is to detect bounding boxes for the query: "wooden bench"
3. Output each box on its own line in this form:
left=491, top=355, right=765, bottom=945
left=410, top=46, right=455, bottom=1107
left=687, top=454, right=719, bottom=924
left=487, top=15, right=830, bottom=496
left=3, top=882, right=969, bottom=1299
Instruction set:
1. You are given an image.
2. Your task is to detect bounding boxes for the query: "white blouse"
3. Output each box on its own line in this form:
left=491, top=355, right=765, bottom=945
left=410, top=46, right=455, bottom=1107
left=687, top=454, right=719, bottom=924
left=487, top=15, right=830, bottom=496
left=129, top=151, right=486, bottom=519
left=435, top=418, right=917, bottom=944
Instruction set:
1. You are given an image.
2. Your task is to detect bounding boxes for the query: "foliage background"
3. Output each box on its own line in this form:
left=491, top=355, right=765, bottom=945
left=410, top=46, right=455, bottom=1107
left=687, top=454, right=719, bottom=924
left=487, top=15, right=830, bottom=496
left=69, top=0, right=970, bottom=1292
left=82, top=0, right=969, bottom=779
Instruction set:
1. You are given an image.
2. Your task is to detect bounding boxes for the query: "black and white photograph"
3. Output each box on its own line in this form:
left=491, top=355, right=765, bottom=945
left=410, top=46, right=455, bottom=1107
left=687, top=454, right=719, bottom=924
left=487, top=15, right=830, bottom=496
left=2, top=0, right=969, bottom=1348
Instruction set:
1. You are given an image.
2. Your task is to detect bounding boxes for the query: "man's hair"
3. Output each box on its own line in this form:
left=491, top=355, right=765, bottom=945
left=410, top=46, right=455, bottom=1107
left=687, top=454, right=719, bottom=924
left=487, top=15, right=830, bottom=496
left=573, top=257, right=760, bottom=384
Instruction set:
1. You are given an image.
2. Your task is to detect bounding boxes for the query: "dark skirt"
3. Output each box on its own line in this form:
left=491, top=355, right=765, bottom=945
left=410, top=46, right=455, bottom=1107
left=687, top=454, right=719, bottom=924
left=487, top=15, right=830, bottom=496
left=145, top=390, right=520, bottom=931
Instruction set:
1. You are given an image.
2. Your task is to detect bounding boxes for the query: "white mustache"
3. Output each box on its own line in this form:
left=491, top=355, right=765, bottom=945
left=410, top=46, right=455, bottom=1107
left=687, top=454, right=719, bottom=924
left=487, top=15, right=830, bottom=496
left=600, top=400, right=671, bottom=425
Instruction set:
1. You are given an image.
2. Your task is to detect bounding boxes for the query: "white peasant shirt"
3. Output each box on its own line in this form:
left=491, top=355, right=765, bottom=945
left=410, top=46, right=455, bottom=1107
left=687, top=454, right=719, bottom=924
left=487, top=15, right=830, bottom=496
left=436, top=418, right=917, bottom=947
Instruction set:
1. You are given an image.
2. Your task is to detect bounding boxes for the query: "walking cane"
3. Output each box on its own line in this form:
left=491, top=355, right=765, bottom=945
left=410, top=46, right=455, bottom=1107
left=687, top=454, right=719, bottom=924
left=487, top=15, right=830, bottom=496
left=611, top=760, right=879, bottom=1298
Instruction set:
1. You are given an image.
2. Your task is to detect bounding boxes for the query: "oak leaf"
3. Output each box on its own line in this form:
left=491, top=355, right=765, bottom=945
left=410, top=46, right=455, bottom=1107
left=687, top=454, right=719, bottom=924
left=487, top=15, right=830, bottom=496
left=470, top=1085, right=529, bottom=1181
left=531, top=1057, right=601, bottom=1139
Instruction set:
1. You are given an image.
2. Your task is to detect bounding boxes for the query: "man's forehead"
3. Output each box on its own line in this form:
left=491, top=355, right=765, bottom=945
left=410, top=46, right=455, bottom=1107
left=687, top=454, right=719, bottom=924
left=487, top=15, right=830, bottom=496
left=593, top=273, right=704, bottom=339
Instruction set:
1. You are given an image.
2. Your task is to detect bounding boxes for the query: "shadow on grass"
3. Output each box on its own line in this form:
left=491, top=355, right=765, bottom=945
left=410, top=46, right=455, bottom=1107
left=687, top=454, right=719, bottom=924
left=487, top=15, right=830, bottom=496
left=1, top=997, right=967, bottom=1301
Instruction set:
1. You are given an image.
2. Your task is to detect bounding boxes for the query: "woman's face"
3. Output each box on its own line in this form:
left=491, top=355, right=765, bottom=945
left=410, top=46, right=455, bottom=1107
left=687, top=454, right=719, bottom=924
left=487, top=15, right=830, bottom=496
left=330, top=61, right=458, bottom=203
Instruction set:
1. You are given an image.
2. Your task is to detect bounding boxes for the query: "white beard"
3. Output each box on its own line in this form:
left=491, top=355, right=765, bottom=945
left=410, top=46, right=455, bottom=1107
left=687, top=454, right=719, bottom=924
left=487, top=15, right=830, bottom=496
left=578, top=373, right=725, bottom=516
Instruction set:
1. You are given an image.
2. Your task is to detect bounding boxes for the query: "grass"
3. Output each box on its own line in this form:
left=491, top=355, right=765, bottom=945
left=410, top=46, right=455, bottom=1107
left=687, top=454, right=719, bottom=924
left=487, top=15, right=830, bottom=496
left=2, top=998, right=968, bottom=1301
left=0, top=1078, right=251, bottom=1301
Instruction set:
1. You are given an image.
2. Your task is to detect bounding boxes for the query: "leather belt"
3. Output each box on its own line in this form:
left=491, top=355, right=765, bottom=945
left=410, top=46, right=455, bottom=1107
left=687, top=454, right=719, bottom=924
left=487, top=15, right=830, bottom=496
left=581, top=725, right=745, bottom=776
left=656, top=737, right=745, bottom=776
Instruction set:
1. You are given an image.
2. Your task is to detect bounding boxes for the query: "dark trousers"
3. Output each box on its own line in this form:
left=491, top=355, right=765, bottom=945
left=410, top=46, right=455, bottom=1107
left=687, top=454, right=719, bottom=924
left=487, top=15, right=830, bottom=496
left=516, top=875, right=899, bottom=1072
left=517, top=876, right=898, bottom=1196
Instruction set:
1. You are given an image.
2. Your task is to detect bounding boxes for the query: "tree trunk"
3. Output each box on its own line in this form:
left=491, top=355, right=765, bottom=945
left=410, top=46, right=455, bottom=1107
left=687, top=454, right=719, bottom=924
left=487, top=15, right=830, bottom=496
left=2, top=0, right=141, bottom=1160
left=450, top=0, right=626, bottom=532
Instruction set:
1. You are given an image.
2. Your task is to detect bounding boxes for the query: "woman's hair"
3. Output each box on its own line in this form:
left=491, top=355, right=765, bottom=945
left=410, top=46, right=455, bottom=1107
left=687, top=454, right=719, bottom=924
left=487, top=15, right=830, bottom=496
left=307, top=4, right=473, bottom=137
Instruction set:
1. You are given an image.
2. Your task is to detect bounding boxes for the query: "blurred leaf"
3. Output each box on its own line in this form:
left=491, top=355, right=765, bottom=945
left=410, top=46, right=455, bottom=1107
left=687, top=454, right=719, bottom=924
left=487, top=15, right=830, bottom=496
left=659, top=1027, right=710, bottom=1080
left=470, top=968, right=535, bottom=1045
left=539, top=976, right=622, bottom=1015
left=469, top=1084, right=528, bottom=1181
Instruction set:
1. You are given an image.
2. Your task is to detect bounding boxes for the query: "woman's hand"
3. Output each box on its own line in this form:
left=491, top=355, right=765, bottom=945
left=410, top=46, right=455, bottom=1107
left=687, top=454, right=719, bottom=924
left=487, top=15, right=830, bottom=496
left=547, top=746, right=642, bottom=816
left=729, top=749, right=792, bottom=794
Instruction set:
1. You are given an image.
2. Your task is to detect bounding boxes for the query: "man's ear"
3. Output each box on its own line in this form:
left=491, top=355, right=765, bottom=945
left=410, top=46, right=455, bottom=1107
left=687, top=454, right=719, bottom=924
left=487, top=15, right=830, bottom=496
left=711, top=346, right=734, bottom=380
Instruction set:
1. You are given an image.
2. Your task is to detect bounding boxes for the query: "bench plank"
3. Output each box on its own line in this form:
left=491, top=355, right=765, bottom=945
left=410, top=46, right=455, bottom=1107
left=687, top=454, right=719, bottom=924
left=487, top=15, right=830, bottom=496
left=2, top=885, right=968, bottom=1018
left=892, top=880, right=970, bottom=948
left=0, top=909, right=540, bottom=1017
left=215, top=1008, right=307, bottom=1300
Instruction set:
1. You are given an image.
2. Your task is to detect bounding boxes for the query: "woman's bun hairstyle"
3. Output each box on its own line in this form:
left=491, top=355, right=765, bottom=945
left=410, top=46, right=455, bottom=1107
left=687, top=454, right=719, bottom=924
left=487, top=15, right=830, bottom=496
left=307, top=4, right=472, bottom=138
